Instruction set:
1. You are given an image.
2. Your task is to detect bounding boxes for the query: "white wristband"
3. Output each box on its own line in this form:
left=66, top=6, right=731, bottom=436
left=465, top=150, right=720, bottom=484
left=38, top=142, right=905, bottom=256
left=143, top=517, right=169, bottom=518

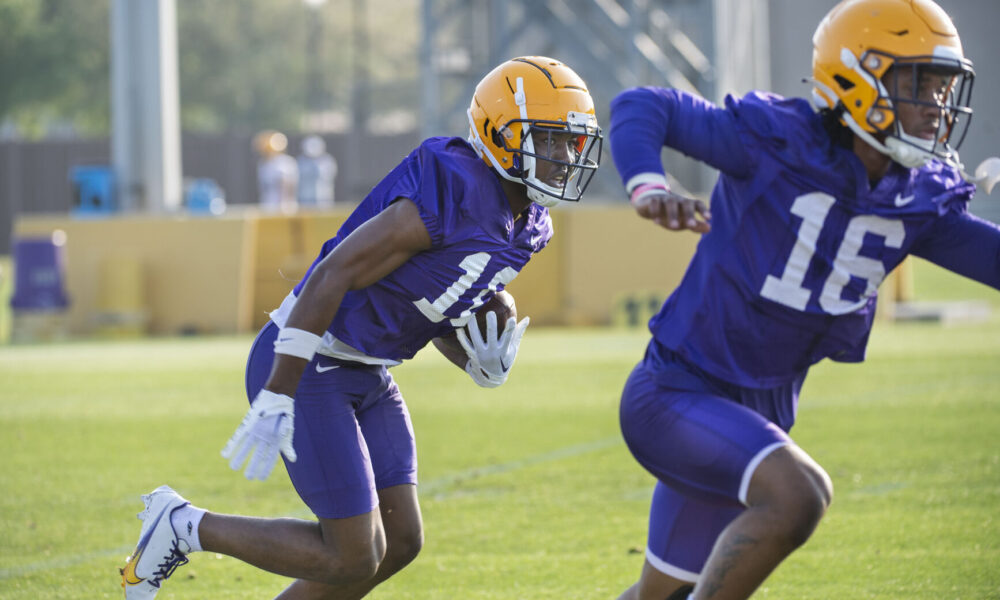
left=630, top=182, right=670, bottom=205
left=624, top=172, right=669, bottom=196
left=273, top=327, right=323, bottom=361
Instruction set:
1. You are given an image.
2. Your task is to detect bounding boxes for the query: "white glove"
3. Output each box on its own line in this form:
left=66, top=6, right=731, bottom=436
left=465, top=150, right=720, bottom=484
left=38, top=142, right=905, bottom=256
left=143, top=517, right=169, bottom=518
left=221, top=389, right=297, bottom=481
left=456, top=311, right=530, bottom=388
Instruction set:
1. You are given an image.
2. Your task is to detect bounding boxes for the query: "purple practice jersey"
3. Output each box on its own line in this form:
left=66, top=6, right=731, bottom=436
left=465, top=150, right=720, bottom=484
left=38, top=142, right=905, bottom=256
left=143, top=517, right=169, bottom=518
left=271, top=136, right=551, bottom=363
left=610, top=88, right=1000, bottom=388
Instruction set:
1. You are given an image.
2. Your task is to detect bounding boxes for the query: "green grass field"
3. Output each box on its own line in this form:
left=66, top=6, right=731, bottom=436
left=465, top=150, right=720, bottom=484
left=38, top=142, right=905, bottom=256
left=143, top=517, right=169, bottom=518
left=1, top=260, right=998, bottom=599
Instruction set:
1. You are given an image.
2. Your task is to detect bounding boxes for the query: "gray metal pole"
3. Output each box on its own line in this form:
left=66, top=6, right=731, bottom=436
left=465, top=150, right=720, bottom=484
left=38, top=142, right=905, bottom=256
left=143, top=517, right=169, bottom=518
left=713, top=0, right=770, bottom=101
left=110, top=0, right=182, bottom=213
left=420, top=0, right=439, bottom=140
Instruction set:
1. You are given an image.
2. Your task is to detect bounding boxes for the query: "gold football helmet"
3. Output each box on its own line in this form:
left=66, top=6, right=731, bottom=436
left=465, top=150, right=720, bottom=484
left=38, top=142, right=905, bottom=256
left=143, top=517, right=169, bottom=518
left=468, top=56, right=602, bottom=207
left=812, top=0, right=974, bottom=167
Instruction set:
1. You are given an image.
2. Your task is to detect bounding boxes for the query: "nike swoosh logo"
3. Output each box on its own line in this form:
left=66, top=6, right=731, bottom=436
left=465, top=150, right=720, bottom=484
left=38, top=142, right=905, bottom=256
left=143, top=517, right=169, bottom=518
left=121, top=546, right=145, bottom=585
left=894, top=193, right=915, bottom=207
left=315, top=364, right=339, bottom=373
left=122, top=503, right=172, bottom=586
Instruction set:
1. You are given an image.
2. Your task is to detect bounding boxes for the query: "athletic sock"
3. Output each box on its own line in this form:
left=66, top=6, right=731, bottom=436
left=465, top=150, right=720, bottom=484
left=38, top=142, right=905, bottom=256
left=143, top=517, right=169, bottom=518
left=170, top=504, right=206, bottom=553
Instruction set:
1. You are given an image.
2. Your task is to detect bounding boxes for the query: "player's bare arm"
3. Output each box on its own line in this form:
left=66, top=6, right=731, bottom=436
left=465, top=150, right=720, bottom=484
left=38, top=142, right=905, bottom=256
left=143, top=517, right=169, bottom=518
left=220, top=197, right=434, bottom=482
left=264, top=198, right=432, bottom=397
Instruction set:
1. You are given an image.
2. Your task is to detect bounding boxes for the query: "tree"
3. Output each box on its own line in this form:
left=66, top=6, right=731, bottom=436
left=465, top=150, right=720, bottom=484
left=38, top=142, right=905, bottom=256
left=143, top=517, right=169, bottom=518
left=0, top=0, right=110, bottom=138
left=177, top=0, right=314, bottom=133
left=0, top=0, right=421, bottom=139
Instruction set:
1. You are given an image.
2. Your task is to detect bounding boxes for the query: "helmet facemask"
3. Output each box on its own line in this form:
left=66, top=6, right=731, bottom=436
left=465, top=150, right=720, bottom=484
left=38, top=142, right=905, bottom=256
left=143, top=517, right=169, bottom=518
left=499, top=112, right=602, bottom=208
left=874, top=54, right=974, bottom=167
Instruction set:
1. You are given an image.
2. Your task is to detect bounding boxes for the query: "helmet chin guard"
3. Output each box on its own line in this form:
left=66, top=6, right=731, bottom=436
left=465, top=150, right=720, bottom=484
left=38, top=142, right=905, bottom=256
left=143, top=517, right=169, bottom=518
left=527, top=188, right=559, bottom=208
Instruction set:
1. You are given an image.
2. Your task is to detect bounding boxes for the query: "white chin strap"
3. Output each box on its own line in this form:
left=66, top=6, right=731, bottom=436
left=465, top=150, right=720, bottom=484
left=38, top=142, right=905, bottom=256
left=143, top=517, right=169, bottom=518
left=884, top=134, right=937, bottom=168
left=839, top=112, right=930, bottom=168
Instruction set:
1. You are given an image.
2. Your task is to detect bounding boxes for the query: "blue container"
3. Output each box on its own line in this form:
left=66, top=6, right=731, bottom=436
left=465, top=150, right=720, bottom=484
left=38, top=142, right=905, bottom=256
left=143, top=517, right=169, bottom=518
left=185, top=178, right=226, bottom=215
left=70, top=165, right=116, bottom=214
left=10, top=236, right=70, bottom=311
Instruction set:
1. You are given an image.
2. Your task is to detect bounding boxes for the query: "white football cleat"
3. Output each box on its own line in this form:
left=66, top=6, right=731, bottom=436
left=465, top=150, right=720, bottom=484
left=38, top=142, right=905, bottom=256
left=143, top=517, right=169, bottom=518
left=120, top=485, right=192, bottom=599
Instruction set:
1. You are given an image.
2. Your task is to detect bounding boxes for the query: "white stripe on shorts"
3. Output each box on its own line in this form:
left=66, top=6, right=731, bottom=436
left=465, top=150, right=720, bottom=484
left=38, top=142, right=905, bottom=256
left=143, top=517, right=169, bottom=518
left=645, top=547, right=700, bottom=582
left=738, top=441, right=788, bottom=505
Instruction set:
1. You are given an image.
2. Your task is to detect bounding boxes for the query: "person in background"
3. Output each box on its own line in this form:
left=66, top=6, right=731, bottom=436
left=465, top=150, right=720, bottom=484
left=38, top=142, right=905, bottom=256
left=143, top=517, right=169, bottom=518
left=120, top=56, right=602, bottom=600
left=255, top=129, right=299, bottom=213
left=607, top=0, right=999, bottom=598
left=297, top=134, right=338, bottom=208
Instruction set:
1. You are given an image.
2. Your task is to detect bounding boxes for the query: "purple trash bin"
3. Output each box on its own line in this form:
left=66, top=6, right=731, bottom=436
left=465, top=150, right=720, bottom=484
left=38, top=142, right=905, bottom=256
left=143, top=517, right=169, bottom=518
left=10, top=235, right=70, bottom=312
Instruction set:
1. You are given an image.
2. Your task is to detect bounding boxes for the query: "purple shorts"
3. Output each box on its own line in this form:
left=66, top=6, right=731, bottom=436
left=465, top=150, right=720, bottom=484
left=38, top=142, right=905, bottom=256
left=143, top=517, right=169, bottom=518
left=245, top=322, right=417, bottom=519
left=619, top=341, right=803, bottom=580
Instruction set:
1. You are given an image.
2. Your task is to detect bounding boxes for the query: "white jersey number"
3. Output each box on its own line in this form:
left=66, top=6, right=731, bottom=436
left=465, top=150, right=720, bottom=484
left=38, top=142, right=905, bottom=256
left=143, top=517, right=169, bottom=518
left=412, top=252, right=518, bottom=326
left=760, top=192, right=905, bottom=315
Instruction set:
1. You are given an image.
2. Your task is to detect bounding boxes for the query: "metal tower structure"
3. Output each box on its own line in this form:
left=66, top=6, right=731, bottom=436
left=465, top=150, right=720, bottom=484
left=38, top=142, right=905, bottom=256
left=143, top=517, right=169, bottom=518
left=419, top=0, right=770, bottom=196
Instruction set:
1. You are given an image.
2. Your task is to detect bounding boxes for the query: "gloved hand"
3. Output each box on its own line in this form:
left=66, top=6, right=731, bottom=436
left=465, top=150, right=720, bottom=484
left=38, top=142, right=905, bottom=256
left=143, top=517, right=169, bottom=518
left=221, top=389, right=297, bottom=481
left=456, top=311, right=530, bottom=388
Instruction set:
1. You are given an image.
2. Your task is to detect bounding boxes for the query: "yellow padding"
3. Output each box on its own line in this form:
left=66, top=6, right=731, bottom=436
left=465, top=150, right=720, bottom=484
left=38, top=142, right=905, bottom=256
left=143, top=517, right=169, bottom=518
left=98, top=255, right=145, bottom=313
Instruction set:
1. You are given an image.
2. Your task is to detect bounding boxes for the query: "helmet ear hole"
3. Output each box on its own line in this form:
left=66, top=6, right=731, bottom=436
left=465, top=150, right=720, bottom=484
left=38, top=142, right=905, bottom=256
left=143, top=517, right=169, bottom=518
left=833, top=74, right=854, bottom=91
left=490, top=126, right=505, bottom=149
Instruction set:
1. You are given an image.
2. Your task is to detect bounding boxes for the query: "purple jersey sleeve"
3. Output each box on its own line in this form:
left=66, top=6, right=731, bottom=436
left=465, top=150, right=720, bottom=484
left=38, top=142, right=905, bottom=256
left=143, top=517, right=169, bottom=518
left=610, top=90, right=1000, bottom=388
left=911, top=213, right=1000, bottom=286
left=902, top=160, right=1000, bottom=286
left=291, top=136, right=549, bottom=361
left=608, top=87, right=753, bottom=188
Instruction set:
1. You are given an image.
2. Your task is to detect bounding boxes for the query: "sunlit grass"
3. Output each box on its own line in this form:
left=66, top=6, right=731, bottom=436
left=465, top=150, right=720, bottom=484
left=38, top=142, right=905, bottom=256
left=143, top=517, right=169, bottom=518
left=0, top=260, right=997, bottom=599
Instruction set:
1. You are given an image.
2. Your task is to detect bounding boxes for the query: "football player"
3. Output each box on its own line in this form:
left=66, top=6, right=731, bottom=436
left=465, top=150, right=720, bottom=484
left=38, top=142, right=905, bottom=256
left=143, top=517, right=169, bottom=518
left=608, top=1, right=999, bottom=599
left=121, top=56, right=601, bottom=599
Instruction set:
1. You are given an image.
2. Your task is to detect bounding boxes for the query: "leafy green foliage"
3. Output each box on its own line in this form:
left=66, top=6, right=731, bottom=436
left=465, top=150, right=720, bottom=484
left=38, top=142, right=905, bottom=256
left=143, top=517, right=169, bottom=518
left=177, top=0, right=314, bottom=133
left=0, top=0, right=420, bottom=138
left=0, top=0, right=111, bottom=138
